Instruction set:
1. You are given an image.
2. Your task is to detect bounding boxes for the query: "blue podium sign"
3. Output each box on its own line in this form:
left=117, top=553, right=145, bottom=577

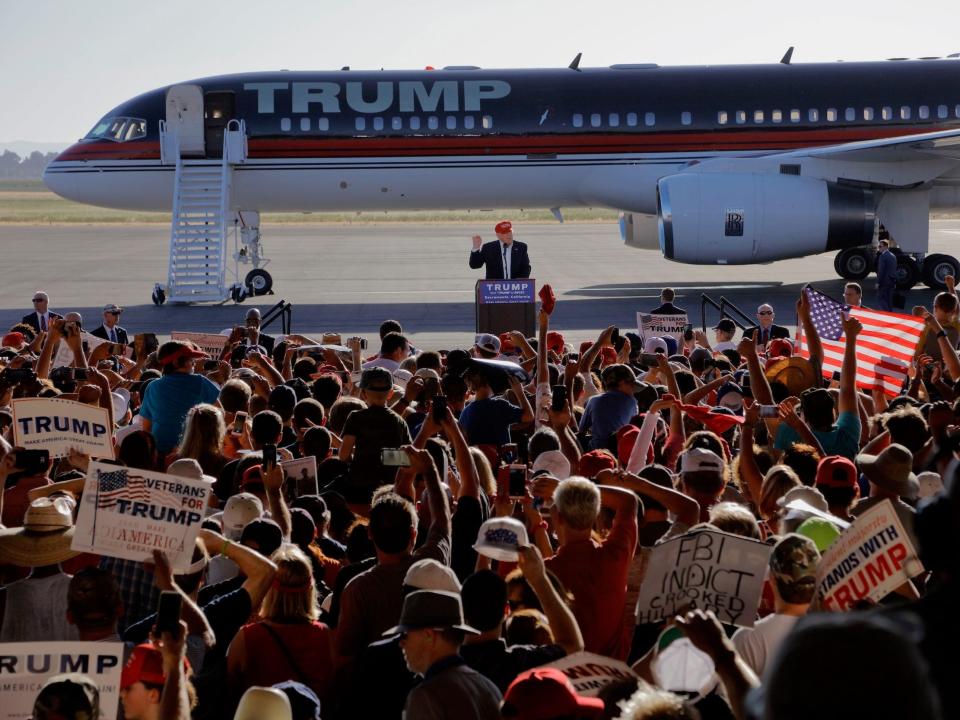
left=478, top=280, right=536, bottom=305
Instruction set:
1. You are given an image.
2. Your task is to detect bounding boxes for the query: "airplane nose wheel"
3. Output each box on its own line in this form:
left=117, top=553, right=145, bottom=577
left=244, top=269, right=273, bottom=296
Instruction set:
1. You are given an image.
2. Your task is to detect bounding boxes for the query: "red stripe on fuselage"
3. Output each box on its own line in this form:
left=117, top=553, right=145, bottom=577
left=52, top=125, right=939, bottom=162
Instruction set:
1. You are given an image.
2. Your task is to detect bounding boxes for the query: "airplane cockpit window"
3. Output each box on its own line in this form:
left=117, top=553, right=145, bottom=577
left=83, top=116, right=147, bottom=142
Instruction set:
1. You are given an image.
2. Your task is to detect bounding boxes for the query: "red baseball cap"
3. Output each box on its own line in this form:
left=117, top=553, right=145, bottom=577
left=499, top=332, right=516, bottom=354
left=242, top=464, right=265, bottom=488
left=767, top=338, right=793, bottom=359
left=579, top=449, right=617, bottom=479
left=121, top=644, right=166, bottom=689
left=815, top=455, right=858, bottom=489
left=157, top=340, right=207, bottom=367
left=495, top=220, right=513, bottom=234
left=599, top=347, right=617, bottom=365
left=579, top=340, right=594, bottom=355
left=617, top=426, right=640, bottom=467
left=546, top=331, right=565, bottom=355
left=501, top=667, right=604, bottom=720
left=2, top=332, right=25, bottom=348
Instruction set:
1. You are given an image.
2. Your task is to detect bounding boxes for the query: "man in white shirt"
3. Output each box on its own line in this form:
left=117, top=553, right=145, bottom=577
left=362, top=332, right=411, bottom=373
left=21, top=291, right=62, bottom=334
left=733, top=534, right=820, bottom=677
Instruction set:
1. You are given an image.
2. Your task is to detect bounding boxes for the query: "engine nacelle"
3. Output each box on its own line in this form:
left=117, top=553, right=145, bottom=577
left=657, top=173, right=875, bottom=264
left=619, top=212, right=660, bottom=250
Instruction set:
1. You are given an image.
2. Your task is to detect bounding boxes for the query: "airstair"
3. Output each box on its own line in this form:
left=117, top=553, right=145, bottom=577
left=153, top=119, right=270, bottom=304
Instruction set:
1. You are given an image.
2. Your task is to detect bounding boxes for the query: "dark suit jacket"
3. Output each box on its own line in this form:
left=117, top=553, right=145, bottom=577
left=90, top=324, right=129, bottom=345
left=743, top=324, right=791, bottom=343
left=649, top=302, right=687, bottom=316
left=469, top=241, right=531, bottom=280
left=20, top=311, right=62, bottom=333
left=877, top=250, right=898, bottom=287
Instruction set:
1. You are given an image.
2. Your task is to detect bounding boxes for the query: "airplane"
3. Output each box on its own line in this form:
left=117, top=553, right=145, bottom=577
left=43, top=55, right=960, bottom=304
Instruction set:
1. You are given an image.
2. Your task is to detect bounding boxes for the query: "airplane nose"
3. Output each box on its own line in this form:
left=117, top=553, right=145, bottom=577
left=42, top=162, right=77, bottom=201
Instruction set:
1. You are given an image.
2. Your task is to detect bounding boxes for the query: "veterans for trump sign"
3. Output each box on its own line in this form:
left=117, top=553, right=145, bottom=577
left=73, top=461, right=210, bottom=571
left=816, top=499, right=923, bottom=611
left=12, top=397, right=113, bottom=459
left=0, top=641, right=123, bottom=720
left=636, top=529, right=772, bottom=627
left=637, top=312, right=689, bottom=344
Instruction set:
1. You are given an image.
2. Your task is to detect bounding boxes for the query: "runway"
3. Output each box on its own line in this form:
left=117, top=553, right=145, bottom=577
left=0, top=220, right=956, bottom=349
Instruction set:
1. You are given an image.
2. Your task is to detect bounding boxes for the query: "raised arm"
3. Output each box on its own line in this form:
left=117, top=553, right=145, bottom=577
left=158, top=620, right=192, bottom=720
left=441, top=409, right=480, bottom=499
left=518, top=544, right=583, bottom=655
left=738, top=404, right=766, bottom=507
left=405, top=445, right=451, bottom=540
left=509, top=375, right=535, bottom=425
left=838, top=316, right=862, bottom=414
left=263, top=464, right=291, bottom=541
left=924, top=312, right=960, bottom=382
left=798, top=290, right=824, bottom=376
left=151, top=550, right=215, bottom=647
left=607, top=469, right=699, bottom=529
left=579, top=326, right=614, bottom=374
left=198, top=528, right=277, bottom=610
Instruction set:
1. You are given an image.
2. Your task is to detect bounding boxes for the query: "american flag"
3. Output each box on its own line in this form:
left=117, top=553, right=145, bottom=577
left=96, top=469, right=181, bottom=510
left=798, top=286, right=925, bottom=397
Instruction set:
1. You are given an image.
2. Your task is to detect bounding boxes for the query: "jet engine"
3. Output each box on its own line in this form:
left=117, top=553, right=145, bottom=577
left=657, top=173, right=875, bottom=264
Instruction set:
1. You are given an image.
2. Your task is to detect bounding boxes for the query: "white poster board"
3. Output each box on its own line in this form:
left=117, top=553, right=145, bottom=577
left=543, top=652, right=638, bottom=697
left=0, top=641, right=123, bottom=720
left=636, top=529, right=772, bottom=627
left=52, top=331, right=131, bottom=369
left=637, top=313, right=689, bottom=344
left=170, top=331, right=228, bottom=358
left=72, top=461, right=210, bottom=571
left=12, top=397, right=113, bottom=459
left=817, top=499, right=923, bottom=611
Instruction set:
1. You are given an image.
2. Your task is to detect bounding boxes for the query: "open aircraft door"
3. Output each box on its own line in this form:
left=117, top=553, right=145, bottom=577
left=165, top=84, right=205, bottom=157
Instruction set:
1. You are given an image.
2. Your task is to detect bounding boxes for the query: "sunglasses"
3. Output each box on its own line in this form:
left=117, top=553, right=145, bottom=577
left=107, top=311, right=122, bottom=316
left=32, top=298, right=45, bottom=303
left=758, top=311, right=773, bottom=316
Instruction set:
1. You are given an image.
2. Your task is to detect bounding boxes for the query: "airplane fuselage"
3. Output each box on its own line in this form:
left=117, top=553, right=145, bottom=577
left=44, top=60, right=960, bottom=214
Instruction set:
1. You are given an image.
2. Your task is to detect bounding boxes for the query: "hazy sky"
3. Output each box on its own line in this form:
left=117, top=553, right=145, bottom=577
left=2, top=0, right=958, bottom=143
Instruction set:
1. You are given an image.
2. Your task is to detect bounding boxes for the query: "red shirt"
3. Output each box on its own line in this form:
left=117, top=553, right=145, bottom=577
left=235, top=620, right=333, bottom=705
left=545, top=506, right=638, bottom=660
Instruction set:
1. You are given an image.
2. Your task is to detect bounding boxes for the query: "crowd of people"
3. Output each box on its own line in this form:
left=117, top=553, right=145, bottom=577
left=0, top=281, right=957, bottom=720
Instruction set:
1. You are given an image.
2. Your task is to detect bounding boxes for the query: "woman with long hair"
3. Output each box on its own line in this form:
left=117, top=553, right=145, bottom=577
left=169, top=403, right=227, bottom=475
left=226, top=545, right=334, bottom=711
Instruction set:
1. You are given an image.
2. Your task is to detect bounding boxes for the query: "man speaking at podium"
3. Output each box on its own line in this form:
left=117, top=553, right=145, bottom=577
left=469, top=220, right=532, bottom=280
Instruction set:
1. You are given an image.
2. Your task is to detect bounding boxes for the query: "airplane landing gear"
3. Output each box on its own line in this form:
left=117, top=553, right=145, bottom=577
left=244, top=268, right=273, bottom=296
left=834, top=248, right=873, bottom=280
left=921, top=254, right=960, bottom=291
left=895, top=254, right=921, bottom=290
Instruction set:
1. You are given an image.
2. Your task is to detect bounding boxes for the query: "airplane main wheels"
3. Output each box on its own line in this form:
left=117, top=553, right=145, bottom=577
left=895, top=254, right=921, bottom=290
left=921, top=254, right=960, bottom=290
left=834, top=248, right=873, bottom=280
left=244, top=269, right=273, bottom=296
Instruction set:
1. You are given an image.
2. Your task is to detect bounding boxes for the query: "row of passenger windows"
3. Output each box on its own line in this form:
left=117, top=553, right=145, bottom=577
left=569, top=104, right=960, bottom=129
left=717, top=104, right=960, bottom=125
left=278, top=115, right=494, bottom=132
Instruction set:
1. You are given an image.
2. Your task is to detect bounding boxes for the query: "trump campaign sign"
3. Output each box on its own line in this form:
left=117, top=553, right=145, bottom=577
left=817, top=499, right=923, bottom=611
left=12, top=397, right=113, bottom=459
left=0, top=641, right=123, bottom=720
left=72, top=461, right=210, bottom=571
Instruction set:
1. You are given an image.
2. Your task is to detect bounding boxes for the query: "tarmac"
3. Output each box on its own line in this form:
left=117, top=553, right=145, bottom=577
left=0, top=220, right=956, bottom=349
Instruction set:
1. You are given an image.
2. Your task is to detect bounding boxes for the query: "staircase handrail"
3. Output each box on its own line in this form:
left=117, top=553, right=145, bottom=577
left=261, top=300, right=292, bottom=335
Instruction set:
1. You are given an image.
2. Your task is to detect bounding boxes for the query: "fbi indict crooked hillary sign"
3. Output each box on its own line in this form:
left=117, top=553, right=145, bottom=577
left=12, top=397, right=113, bottom=459
left=72, top=461, right=210, bottom=571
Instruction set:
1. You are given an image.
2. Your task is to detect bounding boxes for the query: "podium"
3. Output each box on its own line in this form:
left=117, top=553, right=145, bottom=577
left=475, top=279, right=536, bottom=337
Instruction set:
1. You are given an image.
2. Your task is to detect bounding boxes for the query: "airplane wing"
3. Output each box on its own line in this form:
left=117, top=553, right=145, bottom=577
left=775, top=126, right=960, bottom=162
left=686, top=127, right=960, bottom=188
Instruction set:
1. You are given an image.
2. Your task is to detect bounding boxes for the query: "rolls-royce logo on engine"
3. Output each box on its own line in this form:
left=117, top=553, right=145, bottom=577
left=725, top=210, right=744, bottom=237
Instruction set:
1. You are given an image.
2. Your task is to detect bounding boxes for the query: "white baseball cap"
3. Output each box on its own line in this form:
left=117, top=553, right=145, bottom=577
left=531, top=450, right=571, bottom=480
left=473, top=517, right=528, bottom=562
left=404, top=559, right=461, bottom=593
left=681, top=448, right=725, bottom=474
left=222, top=493, right=263, bottom=541
left=644, top=337, right=669, bottom=354
left=474, top=333, right=501, bottom=354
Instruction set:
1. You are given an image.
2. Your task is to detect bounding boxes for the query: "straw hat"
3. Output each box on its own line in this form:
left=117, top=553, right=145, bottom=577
left=856, top=443, right=919, bottom=499
left=765, top=357, right=817, bottom=396
left=0, top=496, right=79, bottom=566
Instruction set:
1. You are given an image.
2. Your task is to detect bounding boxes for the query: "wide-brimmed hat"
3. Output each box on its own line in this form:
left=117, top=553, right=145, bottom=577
left=167, top=458, right=216, bottom=485
left=765, top=356, right=817, bottom=396
left=856, top=443, right=919, bottom=498
left=0, top=496, right=79, bottom=566
left=384, top=589, right=479, bottom=637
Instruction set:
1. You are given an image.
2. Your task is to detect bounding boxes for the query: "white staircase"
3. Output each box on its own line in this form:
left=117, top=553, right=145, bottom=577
left=157, top=119, right=249, bottom=304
